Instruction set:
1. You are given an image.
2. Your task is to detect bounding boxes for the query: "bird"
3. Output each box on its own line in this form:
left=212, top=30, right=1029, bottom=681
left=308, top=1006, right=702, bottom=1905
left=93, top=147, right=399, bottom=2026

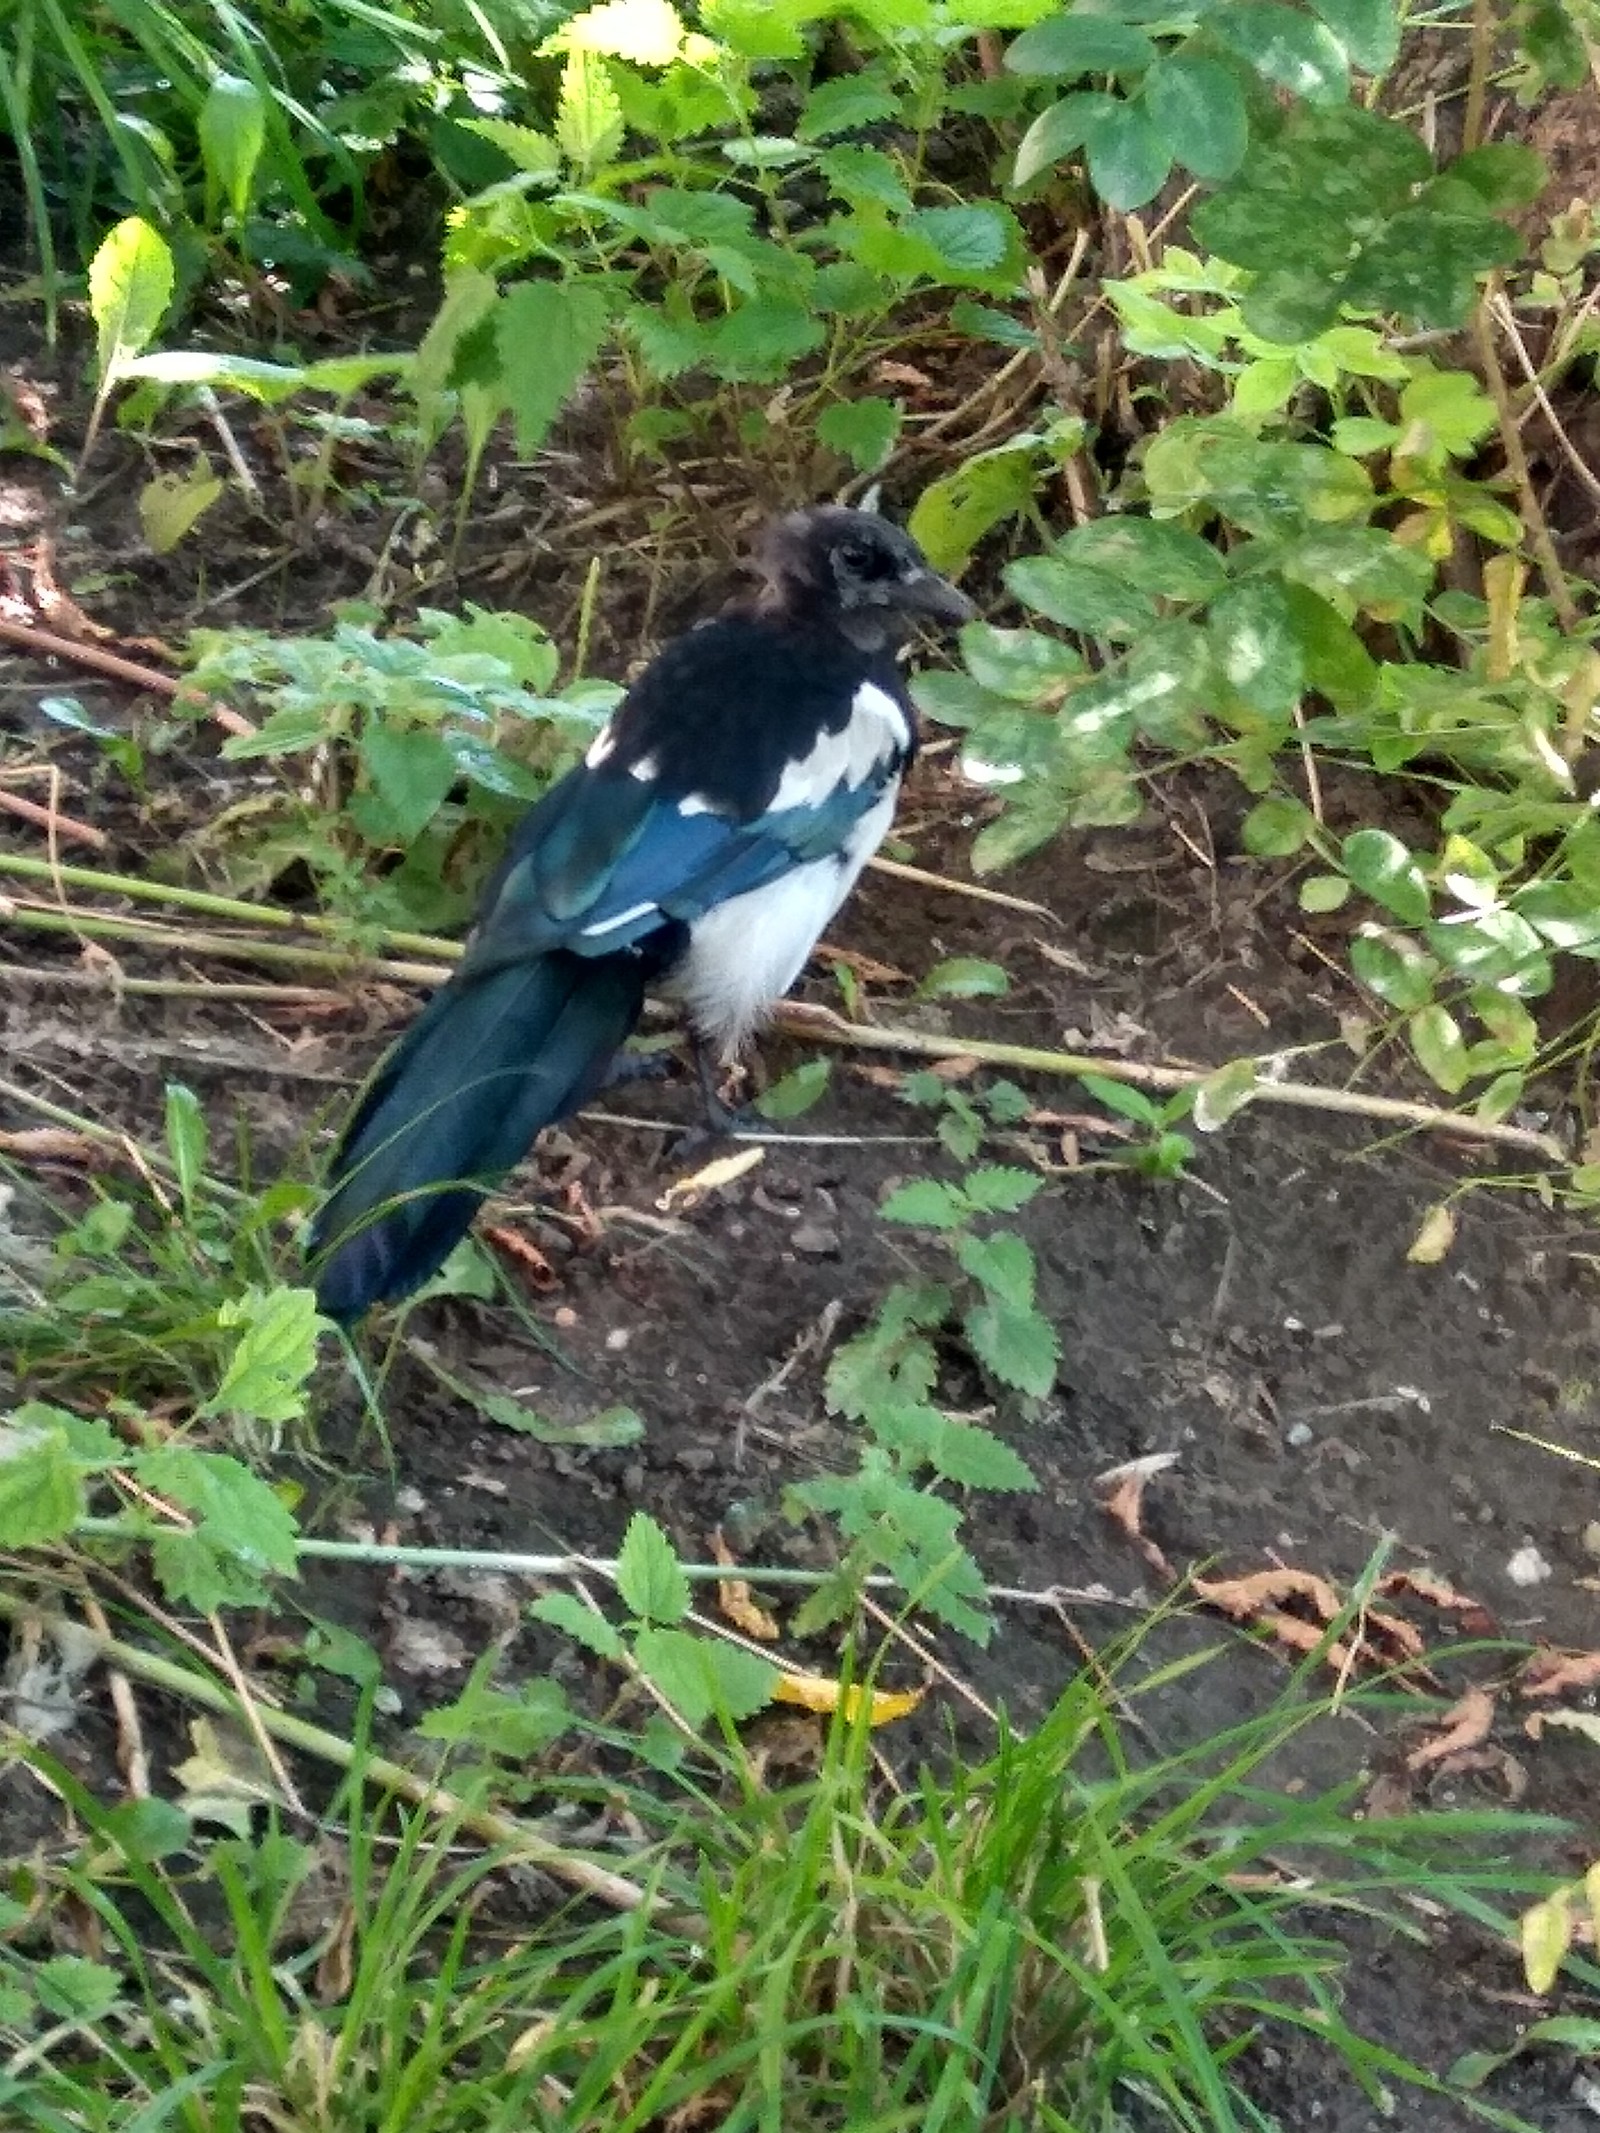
left=307, top=505, right=975, bottom=1323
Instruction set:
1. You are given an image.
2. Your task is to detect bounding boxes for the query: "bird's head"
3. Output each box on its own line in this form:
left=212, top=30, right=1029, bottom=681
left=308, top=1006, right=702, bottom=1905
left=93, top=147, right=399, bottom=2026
left=758, top=506, right=976, bottom=652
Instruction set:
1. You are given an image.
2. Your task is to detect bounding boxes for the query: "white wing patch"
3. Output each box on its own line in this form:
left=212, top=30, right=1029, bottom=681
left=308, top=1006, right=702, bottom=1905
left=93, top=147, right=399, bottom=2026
left=770, top=680, right=909, bottom=811
left=585, top=727, right=617, bottom=768
left=582, top=899, right=656, bottom=939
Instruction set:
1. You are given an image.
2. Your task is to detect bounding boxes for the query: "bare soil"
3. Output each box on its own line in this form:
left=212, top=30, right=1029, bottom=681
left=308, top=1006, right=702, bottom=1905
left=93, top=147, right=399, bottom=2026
left=4, top=218, right=1600, bottom=2129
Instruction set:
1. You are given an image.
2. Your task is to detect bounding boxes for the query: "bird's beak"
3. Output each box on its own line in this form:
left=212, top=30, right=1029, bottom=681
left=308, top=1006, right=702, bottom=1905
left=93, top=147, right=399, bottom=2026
left=895, top=567, right=977, bottom=629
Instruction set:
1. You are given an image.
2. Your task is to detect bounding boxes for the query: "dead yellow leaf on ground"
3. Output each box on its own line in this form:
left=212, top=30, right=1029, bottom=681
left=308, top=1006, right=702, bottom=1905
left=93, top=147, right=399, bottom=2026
left=658, top=1146, right=765, bottom=1212
left=772, top=1673, right=925, bottom=1725
left=711, top=1531, right=779, bottom=1642
left=1521, top=1648, right=1600, bottom=1699
left=1407, top=1202, right=1457, bottom=1264
left=1521, top=1890, right=1575, bottom=1995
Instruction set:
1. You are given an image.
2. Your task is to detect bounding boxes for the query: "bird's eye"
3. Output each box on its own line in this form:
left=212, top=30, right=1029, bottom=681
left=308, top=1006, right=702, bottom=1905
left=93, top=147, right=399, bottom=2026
left=837, top=538, right=886, bottom=578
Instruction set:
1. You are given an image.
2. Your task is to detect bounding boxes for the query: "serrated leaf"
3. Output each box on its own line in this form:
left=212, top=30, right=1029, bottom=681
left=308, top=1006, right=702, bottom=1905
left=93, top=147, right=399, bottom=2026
left=902, top=204, right=1011, bottom=273
left=198, top=71, right=266, bottom=221
left=460, top=119, right=562, bottom=177
left=909, top=445, right=1034, bottom=572
left=495, top=279, right=609, bottom=455
left=881, top=1178, right=969, bottom=1229
left=556, top=47, right=624, bottom=173
left=616, top=1511, right=690, bottom=1623
left=816, top=395, right=900, bottom=472
left=206, top=1288, right=321, bottom=1429
left=797, top=75, right=901, bottom=141
left=138, top=1447, right=300, bottom=1578
left=928, top=1419, right=1037, bottom=1491
left=962, top=1164, right=1043, bottom=1213
left=88, top=217, right=174, bottom=383
left=1143, top=51, right=1249, bottom=180
left=1005, top=15, right=1157, bottom=74
left=1343, top=827, right=1430, bottom=925
left=530, top=1589, right=625, bottom=1659
left=0, top=1423, right=82, bottom=1547
left=956, top=1229, right=1036, bottom=1311
left=632, top=1624, right=776, bottom=1725
left=754, top=1058, right=832, bottom=1120
left=356, top=723, right=458, bottom=847
left=964, top=1299, right=1060, bottom=1396
left=706, top=295, right=824, bottom=380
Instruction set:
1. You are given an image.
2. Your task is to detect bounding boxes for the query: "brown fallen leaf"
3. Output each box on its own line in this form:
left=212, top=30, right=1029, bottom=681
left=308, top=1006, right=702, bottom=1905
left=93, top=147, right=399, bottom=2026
left=1406, top=1686, right=1496, bottom=1772
left=1098, top=1456, right=1177, bottom=1583
left=0, top=1126, right=104, bottom=1165
left=1195, top=1567, right=1344, bottom=1622
left=1521, top=1648, right=1600, bottom=1699
left=814, top=943, right=909, bottom=985
left=1425, top=1745, right=1528, bottom=1801
left=876, top=359, right=933, bottom=388
left=711, top=1531, right=780, bottom=1642
left=772, top=1673, right=925, bottom=1724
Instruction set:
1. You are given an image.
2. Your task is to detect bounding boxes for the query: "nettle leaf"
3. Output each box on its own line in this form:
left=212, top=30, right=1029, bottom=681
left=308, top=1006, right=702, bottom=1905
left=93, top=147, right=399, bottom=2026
left=818, top=144, right=914, bottom=212
left=495, top=280, right=609, bottom=454
left=1342, top=827, right=1431, bottom=925
left=962, top=1164, right=1043, bottom=1214
left=928, top=1419, right=1038, bottom=1492
left=530, top=1589, right=625, bottom=1659
left=816, top=395, right=900, bottom=472
left=356, top=724, right=459, bottom=846
left=1082, top=97, right=1173, bottom=211
left=460, top=119, right=562, bottom=178
left=706, top=296, right=825, bottom=380
left=556, top=47, right=625, bottom=172
left=956, top=1229, right=1037, bottom=1312
left=1005, top=555, right=1158, bottom=639
left=910, top=445, right=1035, bottom=572
left=614, top=1511, right=693, bottom=1626
left=902, top=204, right=1013, bottom=275
left=797, top=74, right=901, bottom=141
left=1209, top=0, right=1350, bottom=102
left=1143, top=51, right=1249, bottom=181
left=632, top=1625, right=776, bottom=1726
left=755, top=1058, right=832, bottom=1119
left=0, top=1421, right=83, bottom=1547
left=1005, top=15, right=1157, bottom=73
left=964, top=1299, right=1060, bottom=1397
left=881, top=1178, right=969, bottom=1229
left=137, top=1448, right=300, bottom=1581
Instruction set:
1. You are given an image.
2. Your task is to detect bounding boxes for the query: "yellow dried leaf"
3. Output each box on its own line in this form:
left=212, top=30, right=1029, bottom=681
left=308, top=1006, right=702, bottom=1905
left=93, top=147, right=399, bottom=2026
left=1406, top=1202, right=1456, bottom=1265
left=657, top=1146, right=764, bottom=1211
left=1520, top=1890, right=1574, bottom=1996
left=772, top=1673, right=925, bottom=1725
left=711, top=1531, right=779, bottom=1642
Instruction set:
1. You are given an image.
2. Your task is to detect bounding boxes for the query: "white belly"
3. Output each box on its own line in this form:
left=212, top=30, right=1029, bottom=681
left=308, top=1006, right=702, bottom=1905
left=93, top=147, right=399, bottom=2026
left=670, top=786, right=897, bottom=1056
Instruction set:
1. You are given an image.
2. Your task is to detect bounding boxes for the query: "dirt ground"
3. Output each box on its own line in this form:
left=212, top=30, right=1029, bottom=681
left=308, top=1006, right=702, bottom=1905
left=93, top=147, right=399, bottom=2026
left=5, top=192, right=1600, bottom=2125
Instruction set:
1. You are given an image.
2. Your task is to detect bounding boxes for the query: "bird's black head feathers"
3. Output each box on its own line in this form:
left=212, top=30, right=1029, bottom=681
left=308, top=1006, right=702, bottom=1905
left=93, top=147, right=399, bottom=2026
left=757, top=506, right=974, bottom=650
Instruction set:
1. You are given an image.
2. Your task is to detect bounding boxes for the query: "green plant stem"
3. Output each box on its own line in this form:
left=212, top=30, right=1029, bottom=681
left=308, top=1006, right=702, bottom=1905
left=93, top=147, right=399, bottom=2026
left=0, top=1584, right=655, bottom=1915
left=1, top=904, right=452, bottom=985
left=0, top=853, right=461, bottom=963
left=771, top=1003, right=1569, bottom=1163
left=5, top=965, right=347, bottom=1004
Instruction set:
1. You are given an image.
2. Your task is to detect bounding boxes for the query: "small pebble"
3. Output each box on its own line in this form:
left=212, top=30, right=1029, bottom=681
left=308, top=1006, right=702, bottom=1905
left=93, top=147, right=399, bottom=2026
left=1583, top=1521, right=1600, bottom=1559
left=1506, top=1543, right=1553, bottom=1587
left=554, top=1306, right=578, bottom=1329
left=1284, top=1421, right=1314, bottom=1449
left=605, top=1327, right=630, bottom=1351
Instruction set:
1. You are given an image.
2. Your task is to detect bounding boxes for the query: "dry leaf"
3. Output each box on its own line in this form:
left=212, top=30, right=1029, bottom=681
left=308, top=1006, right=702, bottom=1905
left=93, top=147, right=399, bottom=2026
left=1521, top=1890, right=1574, bottom=1995
left=1407, top=1202, right=1457, bottom=1265
left=172, top=1716, right=281, bottom=1835
left=711, top=1531, right=779, bottom=1642
left=1405, top=1687, right=1495, bottom=1771
left=0, top=1127, right=102, bottom=1165
left=1530, top=1707, right=1600, bottom=1749
left=772, top=1673, right=925, bottom=1725
left=1521, top=1649, right=1600, bottom=1699
left=1100, top=1471, right=1175, bottom=1582
left=658, top=1146, right=765, bottom=1211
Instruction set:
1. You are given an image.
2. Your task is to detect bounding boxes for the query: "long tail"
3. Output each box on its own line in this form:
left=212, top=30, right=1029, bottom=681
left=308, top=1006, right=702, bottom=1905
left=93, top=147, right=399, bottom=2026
left=309, top=950, right=645, bottom=1322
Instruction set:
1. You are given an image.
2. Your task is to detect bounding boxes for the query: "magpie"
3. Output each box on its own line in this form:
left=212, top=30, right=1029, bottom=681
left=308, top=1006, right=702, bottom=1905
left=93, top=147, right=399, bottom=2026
left=308, top=506, right=974, bottom=1323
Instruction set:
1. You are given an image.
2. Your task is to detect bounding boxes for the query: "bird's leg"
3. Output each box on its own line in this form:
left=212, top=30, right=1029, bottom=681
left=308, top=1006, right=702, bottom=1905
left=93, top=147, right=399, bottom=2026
left=691, top=1034, right=745, bottom=1136
left=595, top=1043, right=675, bottom=1092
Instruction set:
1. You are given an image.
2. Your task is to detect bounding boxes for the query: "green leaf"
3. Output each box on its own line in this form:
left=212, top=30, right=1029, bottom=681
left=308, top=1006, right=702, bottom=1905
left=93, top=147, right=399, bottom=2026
left=139, top=464, right=225, bottom=554
left=138, top=1447, right=300, bottom=1579
left=632, top=1625, right=776, bottom=1725
left=1207, top=577, right=1306, bottom=716
left=164, top=1082, right=208, bottom=1219
left=34, top=1958, right=123, bottom=2025
left=1058, top=516, right=1228, bottom=603
left=1427, top=910, right=1551, bottom=997
left=956, top=1229, right=1037, bottom=1311
left=881, top=1178, right=970, bottom=1229
left=816, top=395, right=900, bottom=472
left=918, top=957, right=1011, bottom=1000
left=1409, top=1003, right=1470, bottom=1093
left=555, top=47, right=624, bottom=173
left=706, top=295, right=825, bottom=380
left=530, top=1589, right=625, bottom=1659
left=1350, top=930, right=1438, bottom=1012
left=355, top=724, right=458, bottom=847
left=1014, top=91, right=1112, bottom=185
left=1300, top=873, right=1349, bottom=912
left=1079, top=1071, right=1162, bottom=1125
left=928, top=1419, right=1037, bottom=1491
left=1082, top=97, right=1173, bottom=210
left=903, top=204, right=1012, bottom=274
left=1004, top=555, right=1157, bottom=638
left=419, top=1674, right=573, bottom=1757
left=88, top=217, right=174, bottom=383
left=1306, top=0, right=1398, bottom=70
left=754, top=1058, right=833, bottom=1119
left=1209, top=1, right=1350, bottom=102
left=1241, top=796, right=1314, bottom=857
left=1343, top=827, right=1431, bottom=925
left=964, top=1299, right=1060, bottom=1397
left=495, top=280, right=609, bottom=455
left=206, top=1288, right=322, bottom=1429
left=1191, top=1056, right=1258, bottom=1131
left=959, top=622, right=1081, bottom=698
left=0, top=1421, right=82, bottom=1546
left=198, top=72, right=267, bottom=221
left=615, top=1511, right=690, bottom=1623
left=962, top=1164, right=1043, bottom=1213
left=1448, top=141, right=1548, bottom=210
left=460, top=119, right=562, bottom=177
left=910, top=445, right=1035, bottom=572
left=797, top=75, right=900, bottom=140
left=1004, top=15, right=1157, bottom=74
left=1143, top=51, right=1249, bottom=180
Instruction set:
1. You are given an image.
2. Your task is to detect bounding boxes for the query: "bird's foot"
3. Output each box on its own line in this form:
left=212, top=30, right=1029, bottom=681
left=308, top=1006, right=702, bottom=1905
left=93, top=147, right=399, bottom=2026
left=597, top=1044, right=677, bottom=1092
